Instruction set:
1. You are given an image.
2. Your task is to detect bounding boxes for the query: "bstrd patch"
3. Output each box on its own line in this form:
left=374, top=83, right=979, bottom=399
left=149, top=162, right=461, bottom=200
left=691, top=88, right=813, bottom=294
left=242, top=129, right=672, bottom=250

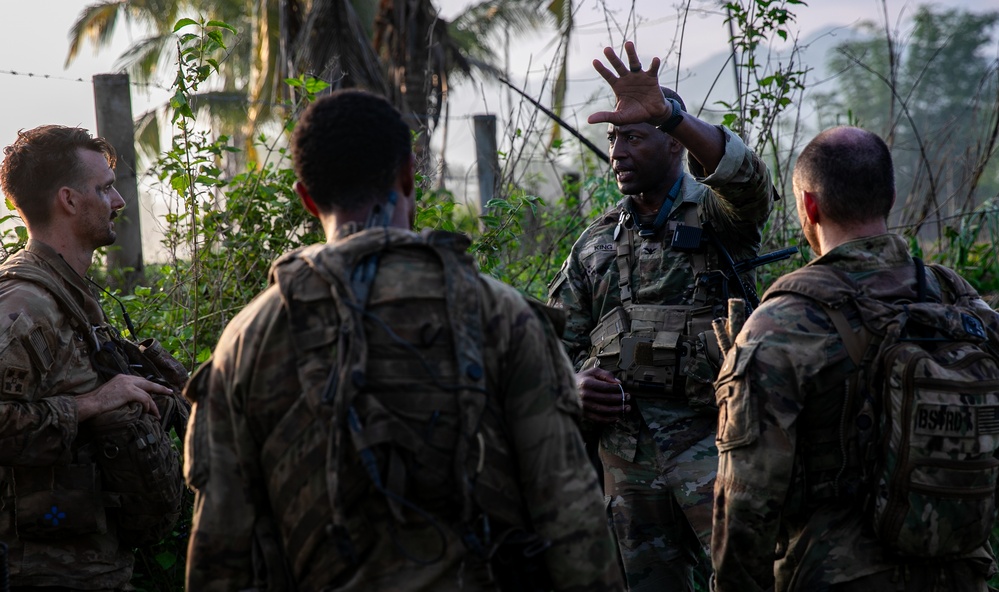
left=3, top=367, right=28, bottom=396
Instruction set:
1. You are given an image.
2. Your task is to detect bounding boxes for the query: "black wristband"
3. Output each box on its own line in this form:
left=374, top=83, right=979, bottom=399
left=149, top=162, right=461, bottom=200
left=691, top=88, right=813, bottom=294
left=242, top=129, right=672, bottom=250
left=659, top=97, right=685, bottom=133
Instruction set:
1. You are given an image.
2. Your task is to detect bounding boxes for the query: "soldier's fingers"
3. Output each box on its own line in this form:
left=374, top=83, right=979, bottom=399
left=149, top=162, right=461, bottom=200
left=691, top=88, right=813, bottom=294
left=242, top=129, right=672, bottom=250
left=128, top=390, right=161, bottom=418
left=592, top=59, right=618, bottom=86
left=585, top=367, right=620, bottom=383
left=623, top=41, right=641, bottom=71
left=579, top=379, right=626, bottom=397
left=587, top=110, right=618, bottom=126
left=139, top=378, right=174, bottom=396
left=603, top=46, right=629, bottom=76
left=647, top=56, right=662, bottom=76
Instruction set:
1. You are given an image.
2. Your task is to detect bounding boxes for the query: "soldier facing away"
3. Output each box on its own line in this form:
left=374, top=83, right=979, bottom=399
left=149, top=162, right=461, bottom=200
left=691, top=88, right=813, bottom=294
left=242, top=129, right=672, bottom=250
left=0, top=125, right=187, bottom=591
left=712, top=126, right=999, bottom=591
left=183, top=89, right=624, bottom=591
left=547, top=41, right=775, bottom=590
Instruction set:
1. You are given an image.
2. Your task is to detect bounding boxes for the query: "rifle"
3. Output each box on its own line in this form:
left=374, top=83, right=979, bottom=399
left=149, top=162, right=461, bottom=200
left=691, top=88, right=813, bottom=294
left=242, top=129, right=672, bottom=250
left=704, top=245, right=800, bottom=311
left=672, top=221, right=798, bottom=314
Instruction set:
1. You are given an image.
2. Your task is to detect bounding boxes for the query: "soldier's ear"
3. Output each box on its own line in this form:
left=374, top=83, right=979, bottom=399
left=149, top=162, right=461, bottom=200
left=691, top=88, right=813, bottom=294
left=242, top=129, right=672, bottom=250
left=802, top=191, right=820, bottom=224
left=294, top=181, right=320, bottom=218
left=55, top=185, right=78, bottom=216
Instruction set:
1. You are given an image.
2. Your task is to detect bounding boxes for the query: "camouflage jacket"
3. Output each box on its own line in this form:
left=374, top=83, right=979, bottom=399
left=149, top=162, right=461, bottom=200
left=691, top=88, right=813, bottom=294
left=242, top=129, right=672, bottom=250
left=548, top=126, right=773, bottom=459
left=184, top=225, right=624, bottom=592
left=0, top=239, right=134, bottom=590
left=712, top=234, right=999, bottom=592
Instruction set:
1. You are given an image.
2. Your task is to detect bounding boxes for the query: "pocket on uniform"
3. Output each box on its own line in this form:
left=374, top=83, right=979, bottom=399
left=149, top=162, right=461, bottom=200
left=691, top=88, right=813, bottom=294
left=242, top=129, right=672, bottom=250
left=714, top=342, right=760, bottom=452
left=13, top=464, right=107, bottom=540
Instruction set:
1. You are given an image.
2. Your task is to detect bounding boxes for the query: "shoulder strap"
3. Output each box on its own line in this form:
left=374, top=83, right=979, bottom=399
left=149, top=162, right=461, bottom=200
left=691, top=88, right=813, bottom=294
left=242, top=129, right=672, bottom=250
left=681, top=203, right=709, bottom=279
left=0, top=262, right=94, bottom=338
left=614, top=210, right=634, bottom=305
left=765, top=264, right=873, bottom=366
left=0, top=261, right=104, bottom=357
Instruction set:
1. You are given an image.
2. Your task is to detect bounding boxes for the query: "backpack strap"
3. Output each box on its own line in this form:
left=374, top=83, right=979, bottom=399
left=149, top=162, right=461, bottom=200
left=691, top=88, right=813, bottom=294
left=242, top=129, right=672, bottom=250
left=0, top=263, right=98, bottom=351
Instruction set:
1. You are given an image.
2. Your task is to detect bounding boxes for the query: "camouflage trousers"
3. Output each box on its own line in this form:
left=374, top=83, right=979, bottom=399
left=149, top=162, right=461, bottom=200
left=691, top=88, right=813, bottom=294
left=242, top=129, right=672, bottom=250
left=600, top=408, right=717, bottom=592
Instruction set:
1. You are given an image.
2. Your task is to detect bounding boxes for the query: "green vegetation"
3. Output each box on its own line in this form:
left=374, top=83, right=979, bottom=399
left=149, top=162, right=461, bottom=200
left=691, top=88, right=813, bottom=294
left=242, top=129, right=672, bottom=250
left=1, top=1, right=998, bottom=589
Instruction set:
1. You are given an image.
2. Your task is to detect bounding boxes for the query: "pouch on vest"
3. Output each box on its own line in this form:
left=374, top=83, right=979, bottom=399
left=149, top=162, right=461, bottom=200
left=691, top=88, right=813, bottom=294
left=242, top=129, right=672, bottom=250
left=12, top=463, right=107, bottom=539
left=82, top=401, right=183, bottom=547
left=585, top=303, right=718, bottom=409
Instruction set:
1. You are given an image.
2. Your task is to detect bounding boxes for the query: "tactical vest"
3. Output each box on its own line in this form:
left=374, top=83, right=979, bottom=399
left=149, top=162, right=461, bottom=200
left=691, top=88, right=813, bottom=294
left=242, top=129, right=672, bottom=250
left=0, top=259, right=184, bottom=546
left=262, top=228, right=536, bottom=588
left=584, top=202, right=724, bottom=409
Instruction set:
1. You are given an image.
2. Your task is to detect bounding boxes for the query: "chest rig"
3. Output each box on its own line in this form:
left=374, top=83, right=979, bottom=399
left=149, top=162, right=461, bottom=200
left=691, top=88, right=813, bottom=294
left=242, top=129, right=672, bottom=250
left=0, top=258, right=184, bottom=545
left=584, top=191, right=721, bottom=407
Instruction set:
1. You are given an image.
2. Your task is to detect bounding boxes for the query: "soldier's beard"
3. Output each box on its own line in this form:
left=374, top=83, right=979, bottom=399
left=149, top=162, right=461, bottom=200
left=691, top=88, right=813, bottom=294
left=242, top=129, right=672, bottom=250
left=802, top=221, right=821, bottom=257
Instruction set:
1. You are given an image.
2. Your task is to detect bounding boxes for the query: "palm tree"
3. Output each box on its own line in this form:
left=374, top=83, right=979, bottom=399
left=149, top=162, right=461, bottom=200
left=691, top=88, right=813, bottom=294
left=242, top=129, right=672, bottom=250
left=66, top=0, right=573, bottom=170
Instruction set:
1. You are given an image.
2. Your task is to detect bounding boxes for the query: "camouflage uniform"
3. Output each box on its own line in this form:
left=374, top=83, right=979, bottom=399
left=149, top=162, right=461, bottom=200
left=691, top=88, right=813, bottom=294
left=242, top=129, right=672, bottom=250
left=184, top=225, right=624, bottom=592
left=712, top=233, right=998, bottom=592
left=548, top=126, right=773, bottom=590
left=0, top=240, right=134, bottom=591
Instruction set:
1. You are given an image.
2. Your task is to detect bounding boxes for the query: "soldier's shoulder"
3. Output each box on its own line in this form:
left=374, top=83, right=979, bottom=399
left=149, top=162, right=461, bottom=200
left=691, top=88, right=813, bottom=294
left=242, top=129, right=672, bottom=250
left=477, top=273, right=532, bottom=315
left=215, top=284, right=286, bottom=352
left=763, top=264, right=857, bottom=306
left=0, top=268, right=64, bottom=333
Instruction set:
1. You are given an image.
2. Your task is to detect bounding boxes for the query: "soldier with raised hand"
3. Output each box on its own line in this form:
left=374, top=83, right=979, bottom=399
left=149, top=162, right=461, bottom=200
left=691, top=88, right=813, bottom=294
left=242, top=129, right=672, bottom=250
left=547, top=40, right=775, bottom=591
left=711, top=126, right=999, bottom=591
left=0, top=125, right=185, bottom=591
left=183, top=89, right=624, bottom=591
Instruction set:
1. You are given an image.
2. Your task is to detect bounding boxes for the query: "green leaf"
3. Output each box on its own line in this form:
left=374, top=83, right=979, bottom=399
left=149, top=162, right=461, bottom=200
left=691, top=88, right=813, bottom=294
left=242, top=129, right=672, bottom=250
left=154, top=551, right=178, bottom=570
left=173, top=18, right=198, bottom=33
left=206, top=20, right=238, bottom=34
left=207, top=30, right=227, bottom=50
left=304, top=78, right=331, bottom=94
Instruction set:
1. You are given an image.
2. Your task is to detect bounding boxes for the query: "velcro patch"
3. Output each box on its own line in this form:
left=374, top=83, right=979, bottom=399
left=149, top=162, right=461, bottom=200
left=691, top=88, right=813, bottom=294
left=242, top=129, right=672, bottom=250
left=913, top=404, right=999, bottom=437
left=2, top=366, right=29, bottom=396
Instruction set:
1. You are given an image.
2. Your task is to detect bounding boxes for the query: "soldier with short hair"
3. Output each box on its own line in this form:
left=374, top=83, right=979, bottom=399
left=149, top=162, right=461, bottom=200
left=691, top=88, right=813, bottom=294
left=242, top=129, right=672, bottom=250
left=711, top=126, right=999, bottom=591
left=547, top=41, right=775, bottom=591
left=0, top=125, right=185, bottom=590
left=183, top=89, right=624, bottom=591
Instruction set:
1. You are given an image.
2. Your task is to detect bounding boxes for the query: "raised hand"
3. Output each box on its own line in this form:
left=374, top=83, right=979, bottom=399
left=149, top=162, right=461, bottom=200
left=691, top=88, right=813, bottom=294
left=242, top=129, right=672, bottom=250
left=587, top=41, right=670, bottom=127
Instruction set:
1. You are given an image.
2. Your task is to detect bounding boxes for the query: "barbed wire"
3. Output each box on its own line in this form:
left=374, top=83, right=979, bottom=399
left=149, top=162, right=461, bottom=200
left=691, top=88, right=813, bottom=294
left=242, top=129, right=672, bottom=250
left=0, top=68, right=175, bottom=92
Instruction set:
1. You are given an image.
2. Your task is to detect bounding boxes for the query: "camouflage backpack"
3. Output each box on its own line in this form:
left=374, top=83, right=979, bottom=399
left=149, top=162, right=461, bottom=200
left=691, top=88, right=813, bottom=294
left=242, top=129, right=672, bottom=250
left=264, top=227, right=552, bottom=589
left=768, top=259, right=999, bottom=557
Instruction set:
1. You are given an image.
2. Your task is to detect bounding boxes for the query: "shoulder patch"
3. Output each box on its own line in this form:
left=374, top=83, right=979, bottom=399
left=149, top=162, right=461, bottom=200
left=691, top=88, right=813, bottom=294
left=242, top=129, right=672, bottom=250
left=27, top=327, right=53, bottom=371
left=2, top=366, right=29, bottom=396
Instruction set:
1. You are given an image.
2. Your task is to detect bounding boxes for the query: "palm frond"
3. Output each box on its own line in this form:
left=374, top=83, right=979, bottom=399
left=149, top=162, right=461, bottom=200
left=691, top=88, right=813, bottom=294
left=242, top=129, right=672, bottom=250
left=114, top=34, right=177, bottom=83
left=65, top=1, right=126, bottom=67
